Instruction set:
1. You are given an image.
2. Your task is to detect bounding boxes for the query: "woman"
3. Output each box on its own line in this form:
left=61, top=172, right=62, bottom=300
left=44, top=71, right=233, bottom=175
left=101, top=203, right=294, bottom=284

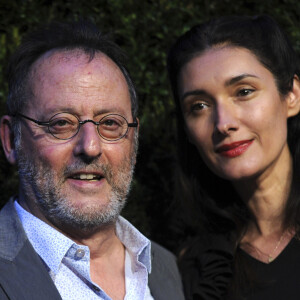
left=167, top=15, right=300, bottom=299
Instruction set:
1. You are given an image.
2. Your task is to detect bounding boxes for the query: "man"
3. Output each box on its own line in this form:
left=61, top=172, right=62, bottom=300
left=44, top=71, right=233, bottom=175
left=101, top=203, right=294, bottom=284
left=0, top=21, right=184, bottom=300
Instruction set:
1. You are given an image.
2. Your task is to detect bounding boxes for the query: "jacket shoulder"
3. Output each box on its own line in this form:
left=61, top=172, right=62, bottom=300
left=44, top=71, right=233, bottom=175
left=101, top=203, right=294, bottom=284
left=149, top=241, right=185, bottom=300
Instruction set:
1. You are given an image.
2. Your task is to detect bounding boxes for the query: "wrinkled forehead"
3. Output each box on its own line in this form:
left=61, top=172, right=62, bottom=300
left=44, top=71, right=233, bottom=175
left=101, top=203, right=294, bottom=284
left=25, top=49, right=132, bottom=116
left=29, top=49, right=124, bottom=86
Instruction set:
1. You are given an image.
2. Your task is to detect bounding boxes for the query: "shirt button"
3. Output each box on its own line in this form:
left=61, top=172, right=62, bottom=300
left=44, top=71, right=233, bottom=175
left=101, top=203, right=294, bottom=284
left=74, top=249, right=85, bottom=260
left=92, top=285, right=100, bottom=292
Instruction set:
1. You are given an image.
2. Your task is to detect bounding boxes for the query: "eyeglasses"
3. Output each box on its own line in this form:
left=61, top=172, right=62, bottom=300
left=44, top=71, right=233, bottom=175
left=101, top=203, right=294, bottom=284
left=15, top=112, right=138, bottom=141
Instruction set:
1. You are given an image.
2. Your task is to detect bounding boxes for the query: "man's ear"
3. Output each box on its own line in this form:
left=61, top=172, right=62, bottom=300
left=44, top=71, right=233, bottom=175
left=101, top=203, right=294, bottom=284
left=131, top=117, right=139, bottom=166
left=136, top=117, right=140, bottom=131
left=0, top=115, right=17, bottom=164
left=287, top=75, right=300, bottom=118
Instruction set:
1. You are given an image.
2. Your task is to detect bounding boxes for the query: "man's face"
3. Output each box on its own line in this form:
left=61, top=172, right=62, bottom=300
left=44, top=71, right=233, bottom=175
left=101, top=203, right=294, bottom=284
left=15, top=50, right=137, bottom=231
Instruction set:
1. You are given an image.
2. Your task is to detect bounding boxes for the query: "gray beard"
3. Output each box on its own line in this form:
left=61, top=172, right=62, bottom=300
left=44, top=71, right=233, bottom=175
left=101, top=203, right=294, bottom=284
left=17, top=151, right=135, bottom=231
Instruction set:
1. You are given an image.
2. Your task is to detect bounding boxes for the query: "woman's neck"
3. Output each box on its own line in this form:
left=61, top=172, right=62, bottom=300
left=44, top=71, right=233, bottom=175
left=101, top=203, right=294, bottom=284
left=235, top=146, right=295, bottom=263
left=234, top=145, right=293, bottom=236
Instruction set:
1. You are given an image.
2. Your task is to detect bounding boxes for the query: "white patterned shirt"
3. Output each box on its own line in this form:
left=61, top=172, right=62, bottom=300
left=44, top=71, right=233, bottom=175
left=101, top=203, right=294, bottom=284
left=14, top=200, right=154, bottom=300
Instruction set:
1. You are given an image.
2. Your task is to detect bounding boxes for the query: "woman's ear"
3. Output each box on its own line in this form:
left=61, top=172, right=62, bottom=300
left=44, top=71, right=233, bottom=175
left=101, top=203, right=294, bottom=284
left=287, top=75, right=300, bottom=118
left=0, top=115, right=17, bottom=164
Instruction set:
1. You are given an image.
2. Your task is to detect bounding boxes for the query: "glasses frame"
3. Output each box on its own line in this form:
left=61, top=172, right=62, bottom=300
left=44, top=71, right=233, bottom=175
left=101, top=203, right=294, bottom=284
left=15, top=112, right=138, bottom=141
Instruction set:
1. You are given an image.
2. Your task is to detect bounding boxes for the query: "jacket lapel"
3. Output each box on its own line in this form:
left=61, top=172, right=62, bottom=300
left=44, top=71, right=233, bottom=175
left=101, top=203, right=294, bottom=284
left=0, top=199, right=62, bottom=300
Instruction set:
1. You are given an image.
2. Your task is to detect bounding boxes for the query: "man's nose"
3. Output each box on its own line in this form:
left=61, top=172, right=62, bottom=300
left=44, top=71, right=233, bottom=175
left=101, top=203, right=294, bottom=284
left=73, top=122, right=102, bottom=159
left=214, top=102, right=239, bottom=135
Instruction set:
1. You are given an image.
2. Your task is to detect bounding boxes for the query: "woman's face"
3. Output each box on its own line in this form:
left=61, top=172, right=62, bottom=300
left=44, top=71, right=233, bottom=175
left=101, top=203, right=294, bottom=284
left=179, top=46, right=298, bottom=181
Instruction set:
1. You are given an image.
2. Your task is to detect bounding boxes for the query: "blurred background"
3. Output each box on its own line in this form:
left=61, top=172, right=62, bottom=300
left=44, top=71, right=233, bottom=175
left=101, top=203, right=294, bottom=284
left=0, top=0, right=300, bottom=252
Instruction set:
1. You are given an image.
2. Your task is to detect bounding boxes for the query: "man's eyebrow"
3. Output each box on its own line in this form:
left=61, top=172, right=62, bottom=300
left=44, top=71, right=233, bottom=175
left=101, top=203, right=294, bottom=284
left=225, top=73, right=259, bottom=86
left=43, top=107, right=124, bottom=117
left=180, top=90, right=208, bottom=103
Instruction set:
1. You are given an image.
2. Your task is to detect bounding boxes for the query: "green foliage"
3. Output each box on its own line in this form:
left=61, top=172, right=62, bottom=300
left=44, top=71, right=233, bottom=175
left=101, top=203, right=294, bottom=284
left=0, top=0, right=300, bottom=250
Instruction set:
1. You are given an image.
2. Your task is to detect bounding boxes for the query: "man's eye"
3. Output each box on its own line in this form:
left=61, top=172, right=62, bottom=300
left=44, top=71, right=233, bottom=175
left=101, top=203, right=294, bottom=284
left=103, top=119, right=119, bottom=126
left=49, top=119, right=76, bottom=132
left=100, top=118, right=124, bottom=131
left=51, top=119, right=69, bottom=127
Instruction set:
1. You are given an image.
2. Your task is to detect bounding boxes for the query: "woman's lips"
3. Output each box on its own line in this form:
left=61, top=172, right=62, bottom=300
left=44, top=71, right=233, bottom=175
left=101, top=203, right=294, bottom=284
left=216, top=140, right=254, bottom=158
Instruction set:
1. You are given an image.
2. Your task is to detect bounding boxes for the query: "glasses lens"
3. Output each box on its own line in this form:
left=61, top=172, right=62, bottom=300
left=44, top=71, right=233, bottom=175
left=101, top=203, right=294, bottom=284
left=98, top=114, right=128, bottom=140
left=48, top=113, right=79, bottom=139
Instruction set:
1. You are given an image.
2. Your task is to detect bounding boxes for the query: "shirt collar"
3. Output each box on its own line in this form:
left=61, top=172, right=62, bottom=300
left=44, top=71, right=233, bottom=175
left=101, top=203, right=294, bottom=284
left=14, top=200, right=152, bottom=275
left=116, top=216, right=152, bottom=273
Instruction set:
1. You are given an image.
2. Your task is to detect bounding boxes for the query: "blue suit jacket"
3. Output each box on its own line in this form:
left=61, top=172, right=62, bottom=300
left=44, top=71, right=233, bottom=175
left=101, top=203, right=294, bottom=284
left=0, top=199, right=185, bottom=300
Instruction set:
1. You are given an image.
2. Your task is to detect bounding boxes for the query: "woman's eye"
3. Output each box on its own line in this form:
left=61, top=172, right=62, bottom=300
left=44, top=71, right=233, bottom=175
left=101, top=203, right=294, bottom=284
left=190, top=102, right=208, bottom=112
left=237, top=88, right=255, bottom=97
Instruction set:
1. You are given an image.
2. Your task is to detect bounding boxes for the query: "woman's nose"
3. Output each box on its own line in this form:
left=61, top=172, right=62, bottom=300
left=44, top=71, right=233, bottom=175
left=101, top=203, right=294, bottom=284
left=214, top=102, right=239, bottom=135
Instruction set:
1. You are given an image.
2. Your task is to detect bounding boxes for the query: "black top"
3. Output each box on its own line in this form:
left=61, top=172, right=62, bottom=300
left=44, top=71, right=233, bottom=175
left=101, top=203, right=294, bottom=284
left=178, top=234, right=235, bottom=300
left=179, top=235, right=300, bottom=300
left=235, top=237, right=300, bottom=300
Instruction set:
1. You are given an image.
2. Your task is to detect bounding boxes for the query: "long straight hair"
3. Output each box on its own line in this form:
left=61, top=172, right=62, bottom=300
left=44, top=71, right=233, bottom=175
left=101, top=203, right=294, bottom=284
left=167, top=15, right=300, bottom=297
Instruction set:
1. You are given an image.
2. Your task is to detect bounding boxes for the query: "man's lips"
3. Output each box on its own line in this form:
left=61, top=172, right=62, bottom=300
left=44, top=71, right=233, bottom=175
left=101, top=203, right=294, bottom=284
left=216, top=139, right=254, bottom=157
left=68, top=172, right=104, bottom=181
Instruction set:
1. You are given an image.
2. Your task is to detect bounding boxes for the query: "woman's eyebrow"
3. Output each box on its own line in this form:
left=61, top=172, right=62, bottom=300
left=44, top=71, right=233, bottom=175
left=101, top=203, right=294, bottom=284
left=180, top=74, right=259, bottom=102
left=180, top=89, right=208, bottom=103
left=225, top=73, right=259, bottom=86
